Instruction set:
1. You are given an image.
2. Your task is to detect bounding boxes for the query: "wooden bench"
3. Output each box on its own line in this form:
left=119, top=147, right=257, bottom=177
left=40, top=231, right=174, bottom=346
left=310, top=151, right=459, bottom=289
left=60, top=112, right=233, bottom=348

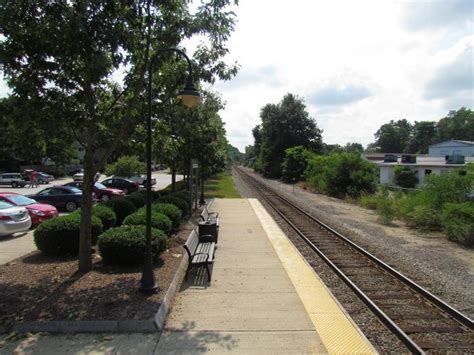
left=201, top=206, right=219, bottom=227
left=183, top=229, right=216, bottom=282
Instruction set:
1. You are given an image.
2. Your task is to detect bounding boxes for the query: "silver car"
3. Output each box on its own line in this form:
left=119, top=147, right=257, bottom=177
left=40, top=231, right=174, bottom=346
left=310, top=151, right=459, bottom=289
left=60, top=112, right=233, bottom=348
left=0, top=173, right=27, bottom=188
left=0, top=200, right=32, bottom=237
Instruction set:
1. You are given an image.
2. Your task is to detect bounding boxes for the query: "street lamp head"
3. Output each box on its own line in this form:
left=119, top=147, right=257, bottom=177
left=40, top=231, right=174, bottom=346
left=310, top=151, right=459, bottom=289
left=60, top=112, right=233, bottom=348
left=178, top=75, right=200, bottom=108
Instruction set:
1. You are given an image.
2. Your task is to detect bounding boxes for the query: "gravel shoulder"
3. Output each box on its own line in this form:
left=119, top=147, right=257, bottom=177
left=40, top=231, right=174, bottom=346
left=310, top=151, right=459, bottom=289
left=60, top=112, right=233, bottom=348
left=234, top=167, right=474, bottom=317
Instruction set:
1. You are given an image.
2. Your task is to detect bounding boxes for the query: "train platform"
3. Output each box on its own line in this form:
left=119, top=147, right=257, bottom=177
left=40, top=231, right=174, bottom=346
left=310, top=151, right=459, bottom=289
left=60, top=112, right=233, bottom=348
left=156, top=198, right=376, bottom=354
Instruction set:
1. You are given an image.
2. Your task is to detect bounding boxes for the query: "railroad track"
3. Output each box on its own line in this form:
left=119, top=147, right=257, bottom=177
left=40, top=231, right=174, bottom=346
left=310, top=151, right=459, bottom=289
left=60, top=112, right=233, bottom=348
left=235, top=166, right=474, bottom=354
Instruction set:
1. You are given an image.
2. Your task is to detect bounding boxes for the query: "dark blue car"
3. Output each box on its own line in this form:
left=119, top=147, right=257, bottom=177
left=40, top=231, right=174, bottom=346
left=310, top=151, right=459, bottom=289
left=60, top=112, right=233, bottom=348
left=27, top=186, right=82, bottom=212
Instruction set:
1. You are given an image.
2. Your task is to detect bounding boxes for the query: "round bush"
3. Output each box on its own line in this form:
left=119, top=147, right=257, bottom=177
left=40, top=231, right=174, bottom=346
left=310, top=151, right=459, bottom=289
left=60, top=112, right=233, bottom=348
left=122, top=209, right=172, bottom=236
left=92, top=205, right=116, bottom=230
left=151, top=203, right=182, bottom=229
left=124, top=193, right=146, bottom=209
left=171, top=190, right=191, bottom=202
left=72, top=206, right=116, bottom=231
left=103, top=198, right=137, bottom=225
left=34, top=214, right=103, bottom=256
left=98, top=225, right=168, bottom=265
left=158, top=196, right=189, bottom=215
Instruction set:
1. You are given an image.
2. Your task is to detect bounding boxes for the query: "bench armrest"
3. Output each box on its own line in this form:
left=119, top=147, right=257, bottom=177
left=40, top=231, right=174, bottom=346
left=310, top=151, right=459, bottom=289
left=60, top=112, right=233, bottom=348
left=208, top=211, right=219, bottom=217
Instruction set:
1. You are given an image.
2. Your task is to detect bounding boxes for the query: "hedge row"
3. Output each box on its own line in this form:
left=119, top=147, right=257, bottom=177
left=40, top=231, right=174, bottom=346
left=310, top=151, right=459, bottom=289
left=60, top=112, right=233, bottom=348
left=34, top=187, right=192, bottom=263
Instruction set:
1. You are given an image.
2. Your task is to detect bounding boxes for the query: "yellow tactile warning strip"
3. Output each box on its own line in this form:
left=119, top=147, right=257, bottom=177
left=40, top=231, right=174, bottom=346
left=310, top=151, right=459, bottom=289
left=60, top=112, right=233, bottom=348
left=249, top=198, right=377, bottom=355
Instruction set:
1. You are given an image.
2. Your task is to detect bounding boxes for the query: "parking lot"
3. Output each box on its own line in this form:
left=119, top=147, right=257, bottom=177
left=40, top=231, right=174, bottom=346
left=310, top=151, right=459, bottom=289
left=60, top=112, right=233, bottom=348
left=0, top=170, right=182, bottom=265
left=0, top=171, right=182, bottom=195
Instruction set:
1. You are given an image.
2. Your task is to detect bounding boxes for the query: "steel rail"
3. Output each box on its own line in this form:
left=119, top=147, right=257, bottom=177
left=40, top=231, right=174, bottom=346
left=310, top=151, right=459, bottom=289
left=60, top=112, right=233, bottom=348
left=236, top=166, right=474, bottom=353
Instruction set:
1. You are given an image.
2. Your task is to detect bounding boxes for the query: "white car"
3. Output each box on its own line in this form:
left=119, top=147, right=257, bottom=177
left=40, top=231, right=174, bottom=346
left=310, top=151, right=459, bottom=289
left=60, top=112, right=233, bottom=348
left=0, top=200, right=32, bottom=237
left=73, top=169, right=84, bottom=182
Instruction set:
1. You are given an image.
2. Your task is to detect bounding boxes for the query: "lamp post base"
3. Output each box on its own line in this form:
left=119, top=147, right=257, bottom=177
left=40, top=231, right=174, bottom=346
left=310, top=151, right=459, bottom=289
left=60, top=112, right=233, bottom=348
left=139, top=266, right=159, bottom=294
left=139, top=284, right=160, bottom=294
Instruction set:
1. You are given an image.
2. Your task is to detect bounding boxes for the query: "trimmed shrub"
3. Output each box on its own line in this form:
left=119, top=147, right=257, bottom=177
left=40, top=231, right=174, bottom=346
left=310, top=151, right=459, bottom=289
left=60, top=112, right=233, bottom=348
left=158, top=196, right=189, bottom=215
left=92, top=205, right=116, bottom=230
left=122, top=209, right=172, bottom=236
left=441, top=202, right=474, bottom=246
left=34, top=214, right=103, bottom=256
left=152, top=203, right=182, bottom=229
left=103, top=198, right=137, bottom=225
left=124, top=193, right=146, bottom=209
left=171, top=190, right=191, bottom=202
left=98, top=225, right=168, bottom=265
left=73, top=206, right=117, bottom=231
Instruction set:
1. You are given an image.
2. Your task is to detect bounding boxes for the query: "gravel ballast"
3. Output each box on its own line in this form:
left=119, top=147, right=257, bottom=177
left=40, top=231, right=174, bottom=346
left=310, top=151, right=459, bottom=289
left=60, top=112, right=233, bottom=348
left=232, top=167, right=474, bottom=353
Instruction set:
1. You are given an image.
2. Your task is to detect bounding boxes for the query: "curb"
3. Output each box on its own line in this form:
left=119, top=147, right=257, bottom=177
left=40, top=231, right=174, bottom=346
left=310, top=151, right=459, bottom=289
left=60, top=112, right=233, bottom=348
left=1, top=229, right=194, bottom=335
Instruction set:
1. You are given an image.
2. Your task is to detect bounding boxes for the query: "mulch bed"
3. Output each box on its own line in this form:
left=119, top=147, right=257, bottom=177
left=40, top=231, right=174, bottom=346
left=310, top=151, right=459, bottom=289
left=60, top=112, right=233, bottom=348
left=0, top=227, right=191, bottom=328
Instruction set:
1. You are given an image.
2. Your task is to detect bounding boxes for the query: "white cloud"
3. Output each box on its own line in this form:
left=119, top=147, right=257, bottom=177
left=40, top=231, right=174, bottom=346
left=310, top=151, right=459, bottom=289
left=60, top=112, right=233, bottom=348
left=424, top=42, right=474, bottom=102
left=401, top=0, right=473, bottom=32
left=307, top=84, right=373, bottom=107
left=216, top=0, right=474, bottom=151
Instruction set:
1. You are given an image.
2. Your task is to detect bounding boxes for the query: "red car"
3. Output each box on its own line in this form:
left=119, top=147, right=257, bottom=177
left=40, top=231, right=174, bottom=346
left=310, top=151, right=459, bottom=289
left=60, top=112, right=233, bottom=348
left=64, top=182, right=125, bottom=201
left=0, top=193, right=59, bottom=226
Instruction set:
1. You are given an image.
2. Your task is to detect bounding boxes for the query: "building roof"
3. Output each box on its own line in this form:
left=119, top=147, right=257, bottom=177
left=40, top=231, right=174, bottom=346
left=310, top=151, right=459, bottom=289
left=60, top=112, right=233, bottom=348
left=429, top=140, right=474, bottom=148
left=376, top=156, right=474, bottom=167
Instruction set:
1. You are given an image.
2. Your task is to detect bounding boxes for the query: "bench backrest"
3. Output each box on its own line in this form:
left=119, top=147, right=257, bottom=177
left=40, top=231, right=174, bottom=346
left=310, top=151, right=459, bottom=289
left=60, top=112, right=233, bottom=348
left=184, top=229, right=199, bottom=257
left=201, top=207, right=209, bottom=221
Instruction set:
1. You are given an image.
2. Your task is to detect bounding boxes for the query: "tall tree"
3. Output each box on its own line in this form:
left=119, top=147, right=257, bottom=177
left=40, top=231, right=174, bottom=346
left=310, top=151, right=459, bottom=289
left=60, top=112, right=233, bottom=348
left=258, top=93, right=323, bottom=178
left=436, top=108, right=474, bottom=142
left=0, top=1, right=238, bottom=272
left=374, top=119, right=413, bottom=153
left=407, top=121, right=437, bottom=154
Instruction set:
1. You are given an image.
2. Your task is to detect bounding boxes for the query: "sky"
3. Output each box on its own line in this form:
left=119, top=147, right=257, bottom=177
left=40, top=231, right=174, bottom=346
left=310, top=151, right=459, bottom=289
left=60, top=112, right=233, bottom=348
left=211, top=0, right=474, bottom=152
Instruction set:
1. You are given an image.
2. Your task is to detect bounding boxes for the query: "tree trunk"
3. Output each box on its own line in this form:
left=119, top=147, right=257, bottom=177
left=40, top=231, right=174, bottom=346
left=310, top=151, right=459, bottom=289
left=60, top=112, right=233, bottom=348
left=199, top=170, right=205, bottom=205
left=171, top=162, right=176, bottom=191
left=78, top=147, right=95, bottom=273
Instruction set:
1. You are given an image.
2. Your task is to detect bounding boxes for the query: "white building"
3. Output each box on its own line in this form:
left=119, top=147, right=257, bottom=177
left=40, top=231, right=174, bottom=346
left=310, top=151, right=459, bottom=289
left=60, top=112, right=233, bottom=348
left=378, top=156, right=473, bottom=186
left=428, top=140, right=474, bottom=157
left=368, top=140, right=474, bottom=187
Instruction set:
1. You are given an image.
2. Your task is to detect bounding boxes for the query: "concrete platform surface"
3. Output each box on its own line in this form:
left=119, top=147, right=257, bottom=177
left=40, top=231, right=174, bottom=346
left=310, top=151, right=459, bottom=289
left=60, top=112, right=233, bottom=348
left=157, top=198, right=328, bottom=354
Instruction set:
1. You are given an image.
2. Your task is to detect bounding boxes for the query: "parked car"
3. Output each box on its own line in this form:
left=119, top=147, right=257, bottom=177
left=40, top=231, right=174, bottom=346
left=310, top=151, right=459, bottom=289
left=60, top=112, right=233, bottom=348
left=0, top=200, right=32, bottom=237
left=73, top=169, right=84, bottom=182
left=27, top=186, right=82, bottom=212
left=69, top=168, right=83, bottom=176
left=100, top=177, right=139, bottom=195
left=0, top=173, right=27, bottom=188
left=0, top=193, right=58, bottom=226
left=124, top=175, right=157, bottom=187
left=37, top=172, right=54, bottom=184
left=64, top=181, right=125, bottom=201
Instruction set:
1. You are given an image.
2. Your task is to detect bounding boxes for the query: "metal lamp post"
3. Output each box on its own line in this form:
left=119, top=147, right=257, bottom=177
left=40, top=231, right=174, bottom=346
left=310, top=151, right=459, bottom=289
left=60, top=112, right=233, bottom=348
left=140, top=48, right=200, bottom=293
